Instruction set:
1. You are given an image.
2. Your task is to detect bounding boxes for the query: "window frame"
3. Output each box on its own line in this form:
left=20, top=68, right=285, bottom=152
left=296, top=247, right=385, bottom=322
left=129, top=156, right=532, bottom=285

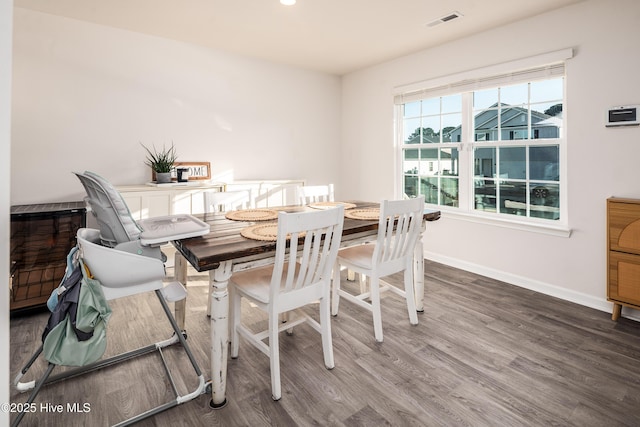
left=393, top=49, right=572, bottom=236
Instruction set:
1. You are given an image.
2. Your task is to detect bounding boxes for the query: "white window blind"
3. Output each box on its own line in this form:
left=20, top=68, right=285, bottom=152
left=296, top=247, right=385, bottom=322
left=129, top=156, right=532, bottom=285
left=394, top=48, right=572, bottom=104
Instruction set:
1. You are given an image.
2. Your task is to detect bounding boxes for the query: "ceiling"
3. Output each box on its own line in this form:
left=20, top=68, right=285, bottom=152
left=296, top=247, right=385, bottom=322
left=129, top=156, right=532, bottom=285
left=14, top=0, right=584, bottom=75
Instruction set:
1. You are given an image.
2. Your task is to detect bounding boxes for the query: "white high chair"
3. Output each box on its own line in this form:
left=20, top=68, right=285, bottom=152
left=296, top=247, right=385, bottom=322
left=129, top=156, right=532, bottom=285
left=12, top=171, right=211, bottom=427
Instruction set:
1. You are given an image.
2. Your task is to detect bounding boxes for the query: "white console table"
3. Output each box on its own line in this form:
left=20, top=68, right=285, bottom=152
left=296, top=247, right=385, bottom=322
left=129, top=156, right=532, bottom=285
left=224, top=180, right=304, bottom=208
left=117, top=180, right=304, bottom=220
left=117, top=182, right=225, bottom=220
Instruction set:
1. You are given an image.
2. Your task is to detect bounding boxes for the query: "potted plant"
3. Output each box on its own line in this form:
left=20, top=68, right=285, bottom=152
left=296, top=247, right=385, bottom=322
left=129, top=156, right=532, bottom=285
left=141, top=142, right=177, bottom=183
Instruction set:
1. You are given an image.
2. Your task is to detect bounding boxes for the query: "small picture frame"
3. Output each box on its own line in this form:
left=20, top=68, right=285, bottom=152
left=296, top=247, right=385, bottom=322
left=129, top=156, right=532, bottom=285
left=172, top=162, right=211, bottom=181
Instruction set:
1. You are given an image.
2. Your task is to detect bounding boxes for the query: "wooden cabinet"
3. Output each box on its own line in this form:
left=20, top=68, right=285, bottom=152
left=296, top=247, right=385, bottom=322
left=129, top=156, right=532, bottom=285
left=607, top=197, right=640, bottom=320
left=10, top=202, right=86, bottom=314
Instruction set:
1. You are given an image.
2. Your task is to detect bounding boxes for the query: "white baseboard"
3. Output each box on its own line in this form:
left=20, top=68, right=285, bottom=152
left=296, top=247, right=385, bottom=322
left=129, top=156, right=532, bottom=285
left=424, top=251, right=640, bottom=323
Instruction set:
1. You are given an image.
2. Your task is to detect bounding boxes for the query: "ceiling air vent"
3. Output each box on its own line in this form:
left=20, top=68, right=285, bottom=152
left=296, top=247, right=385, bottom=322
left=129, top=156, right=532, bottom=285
left=425, top=11, right=463, bottom=28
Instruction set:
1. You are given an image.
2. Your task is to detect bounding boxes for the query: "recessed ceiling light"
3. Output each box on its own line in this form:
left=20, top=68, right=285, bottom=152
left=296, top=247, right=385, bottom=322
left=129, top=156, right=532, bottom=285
left=280, top=0, right=296, bottom=5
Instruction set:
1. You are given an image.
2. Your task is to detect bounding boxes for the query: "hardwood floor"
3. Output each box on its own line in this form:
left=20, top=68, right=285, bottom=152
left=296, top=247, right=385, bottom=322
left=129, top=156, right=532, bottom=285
left=9, top=260, right=640, bottom=426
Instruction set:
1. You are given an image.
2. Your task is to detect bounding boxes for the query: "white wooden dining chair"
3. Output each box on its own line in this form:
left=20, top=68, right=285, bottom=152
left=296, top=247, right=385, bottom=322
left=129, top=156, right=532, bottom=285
left=297, top=184, right=334, bottom=205
left=229, top=206, right=344, bottom=400
left=331, top=197, right=425, bottom=342
left=203, top=189, right=253, bottom=213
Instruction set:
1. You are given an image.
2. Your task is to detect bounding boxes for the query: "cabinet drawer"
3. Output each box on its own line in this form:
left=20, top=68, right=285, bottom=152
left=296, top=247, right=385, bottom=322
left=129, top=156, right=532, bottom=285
left=608, top=199, right=640, bottom=254
left=608, top=251, right=640, bottom=307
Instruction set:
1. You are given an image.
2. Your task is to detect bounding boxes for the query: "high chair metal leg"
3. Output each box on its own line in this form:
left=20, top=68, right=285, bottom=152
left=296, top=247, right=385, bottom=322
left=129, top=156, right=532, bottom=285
left=12, top=289, right=208, bottom=427
left=11, top=363, right=55, bottom=427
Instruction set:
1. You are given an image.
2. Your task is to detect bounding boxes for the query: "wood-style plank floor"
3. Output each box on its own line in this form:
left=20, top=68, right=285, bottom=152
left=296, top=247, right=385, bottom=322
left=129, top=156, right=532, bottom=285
left=9, top=259, right=640, bottom=426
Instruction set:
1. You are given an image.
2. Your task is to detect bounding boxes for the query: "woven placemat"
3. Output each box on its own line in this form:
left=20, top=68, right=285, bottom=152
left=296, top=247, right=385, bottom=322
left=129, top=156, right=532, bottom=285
left=225, top=208, right=278, bottom=221
left=308, top=201, right=357, bottom=210
left=240, top=224, right=305, bottom=241
left=344, top=208, right=380, bottom=220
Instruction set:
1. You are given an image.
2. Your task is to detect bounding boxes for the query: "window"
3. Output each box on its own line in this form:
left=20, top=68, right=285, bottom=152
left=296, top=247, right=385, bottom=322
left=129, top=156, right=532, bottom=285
left=402, top=95, right=461, bottom=207
left=397, top=59, right=566, bottom=225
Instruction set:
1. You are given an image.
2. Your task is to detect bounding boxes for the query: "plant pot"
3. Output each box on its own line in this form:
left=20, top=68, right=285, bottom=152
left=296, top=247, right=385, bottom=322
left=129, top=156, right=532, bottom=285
left=156, top=172, right=172, bottom=183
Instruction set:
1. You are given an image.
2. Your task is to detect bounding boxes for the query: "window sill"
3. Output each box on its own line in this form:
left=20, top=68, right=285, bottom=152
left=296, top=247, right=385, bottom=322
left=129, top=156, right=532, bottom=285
left=435, top=207, right=572, bottom=237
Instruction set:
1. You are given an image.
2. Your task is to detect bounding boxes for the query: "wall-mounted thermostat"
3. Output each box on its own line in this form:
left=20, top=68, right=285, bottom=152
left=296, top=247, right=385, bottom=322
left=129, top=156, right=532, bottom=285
left=606, top=105, right=639, bottom=127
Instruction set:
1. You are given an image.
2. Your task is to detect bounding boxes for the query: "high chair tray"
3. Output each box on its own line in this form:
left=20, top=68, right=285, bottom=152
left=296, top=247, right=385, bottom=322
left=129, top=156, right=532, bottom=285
left=138, top=214, right=210, bottom=245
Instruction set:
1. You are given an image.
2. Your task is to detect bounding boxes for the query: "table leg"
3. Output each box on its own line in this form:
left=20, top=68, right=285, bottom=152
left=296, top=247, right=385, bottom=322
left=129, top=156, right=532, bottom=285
left=414, top=220, right=426, bottom=312
left=209, top=260, right=232, bottom=408
left=174, top=251, right=188, bottom=331
left=413, top=238, right=425, bottom=312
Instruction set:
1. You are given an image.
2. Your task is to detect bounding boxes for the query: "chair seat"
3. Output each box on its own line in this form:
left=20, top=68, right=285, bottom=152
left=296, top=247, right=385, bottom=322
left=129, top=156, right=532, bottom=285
left=231, top=262, right=297, bottom=304
left=337, top=245, right=374, bottom=271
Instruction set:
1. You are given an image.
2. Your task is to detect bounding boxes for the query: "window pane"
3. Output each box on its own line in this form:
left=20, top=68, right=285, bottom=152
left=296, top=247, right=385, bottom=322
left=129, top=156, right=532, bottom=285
left=419, top=148, right=438, bottom=175
left=423, top=98, right=439, bottom=115
left=499, top=147, right=526, bottom=180
left=501, top=106, right=529, bottom=140
left=421, top=177, right=439, bottom=204
left=532, top=102, right=562, bottom=139
left=449, top=125, right=463, bottom=143
left=422, top=117, right=440, bottom=143
left=404, top=101, right=421, bottom=118
left=475, top=179, right=496, bottom=212
left=441, top=178, right=459, bottom=207
left=530, top=145, right=559, bottom=181
left=404, top=175, right=419, bottom=198
left=442, top=113, right=462, bottom=142
left=442, top=94, right=462, bottom=113
left=441, top=147, right=459, bottom=176
left=500, top=83, right=528, bottom=105
left=530, top=183, right=560, bottom=220
left=474, top=147, right=496, bottom=178
left=404, top=148, right=419, bottom=175
left=404, top=118, right=421, bottom=144
left=531, top=78, right=563, bottom=103
left=474, top=88, right=498, bottom=110
left=500, top=181, right=527, bottom=216
left=474, top=107, right=499, bottom=141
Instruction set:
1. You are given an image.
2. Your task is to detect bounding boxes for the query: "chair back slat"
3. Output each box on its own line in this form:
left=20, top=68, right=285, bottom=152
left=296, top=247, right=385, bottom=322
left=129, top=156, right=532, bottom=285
left=204, top=189, right=253, bottom=213
left=271, top=207, right=344, bottom=301
left=298, top=184, right=335, bottom=205
left=373, top=197, right=425, bottom=268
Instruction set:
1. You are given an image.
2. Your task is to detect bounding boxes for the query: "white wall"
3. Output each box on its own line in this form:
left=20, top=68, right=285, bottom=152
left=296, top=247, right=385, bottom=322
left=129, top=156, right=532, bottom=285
left=341, top=0, right=640, bottom=316
left=11, top=8, right=342, bottom=205
left=1, top=0, right=12, bottom=422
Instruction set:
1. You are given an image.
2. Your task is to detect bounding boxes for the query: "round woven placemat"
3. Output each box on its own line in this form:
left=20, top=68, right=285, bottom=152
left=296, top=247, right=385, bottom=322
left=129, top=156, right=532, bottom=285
left=225, top=208, right=278, bottom=221
left=344, top=208, right=380, bottom=220
left=308, top=201, right=357, bottom=210
left=240, top=224, right=305, bottom=241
